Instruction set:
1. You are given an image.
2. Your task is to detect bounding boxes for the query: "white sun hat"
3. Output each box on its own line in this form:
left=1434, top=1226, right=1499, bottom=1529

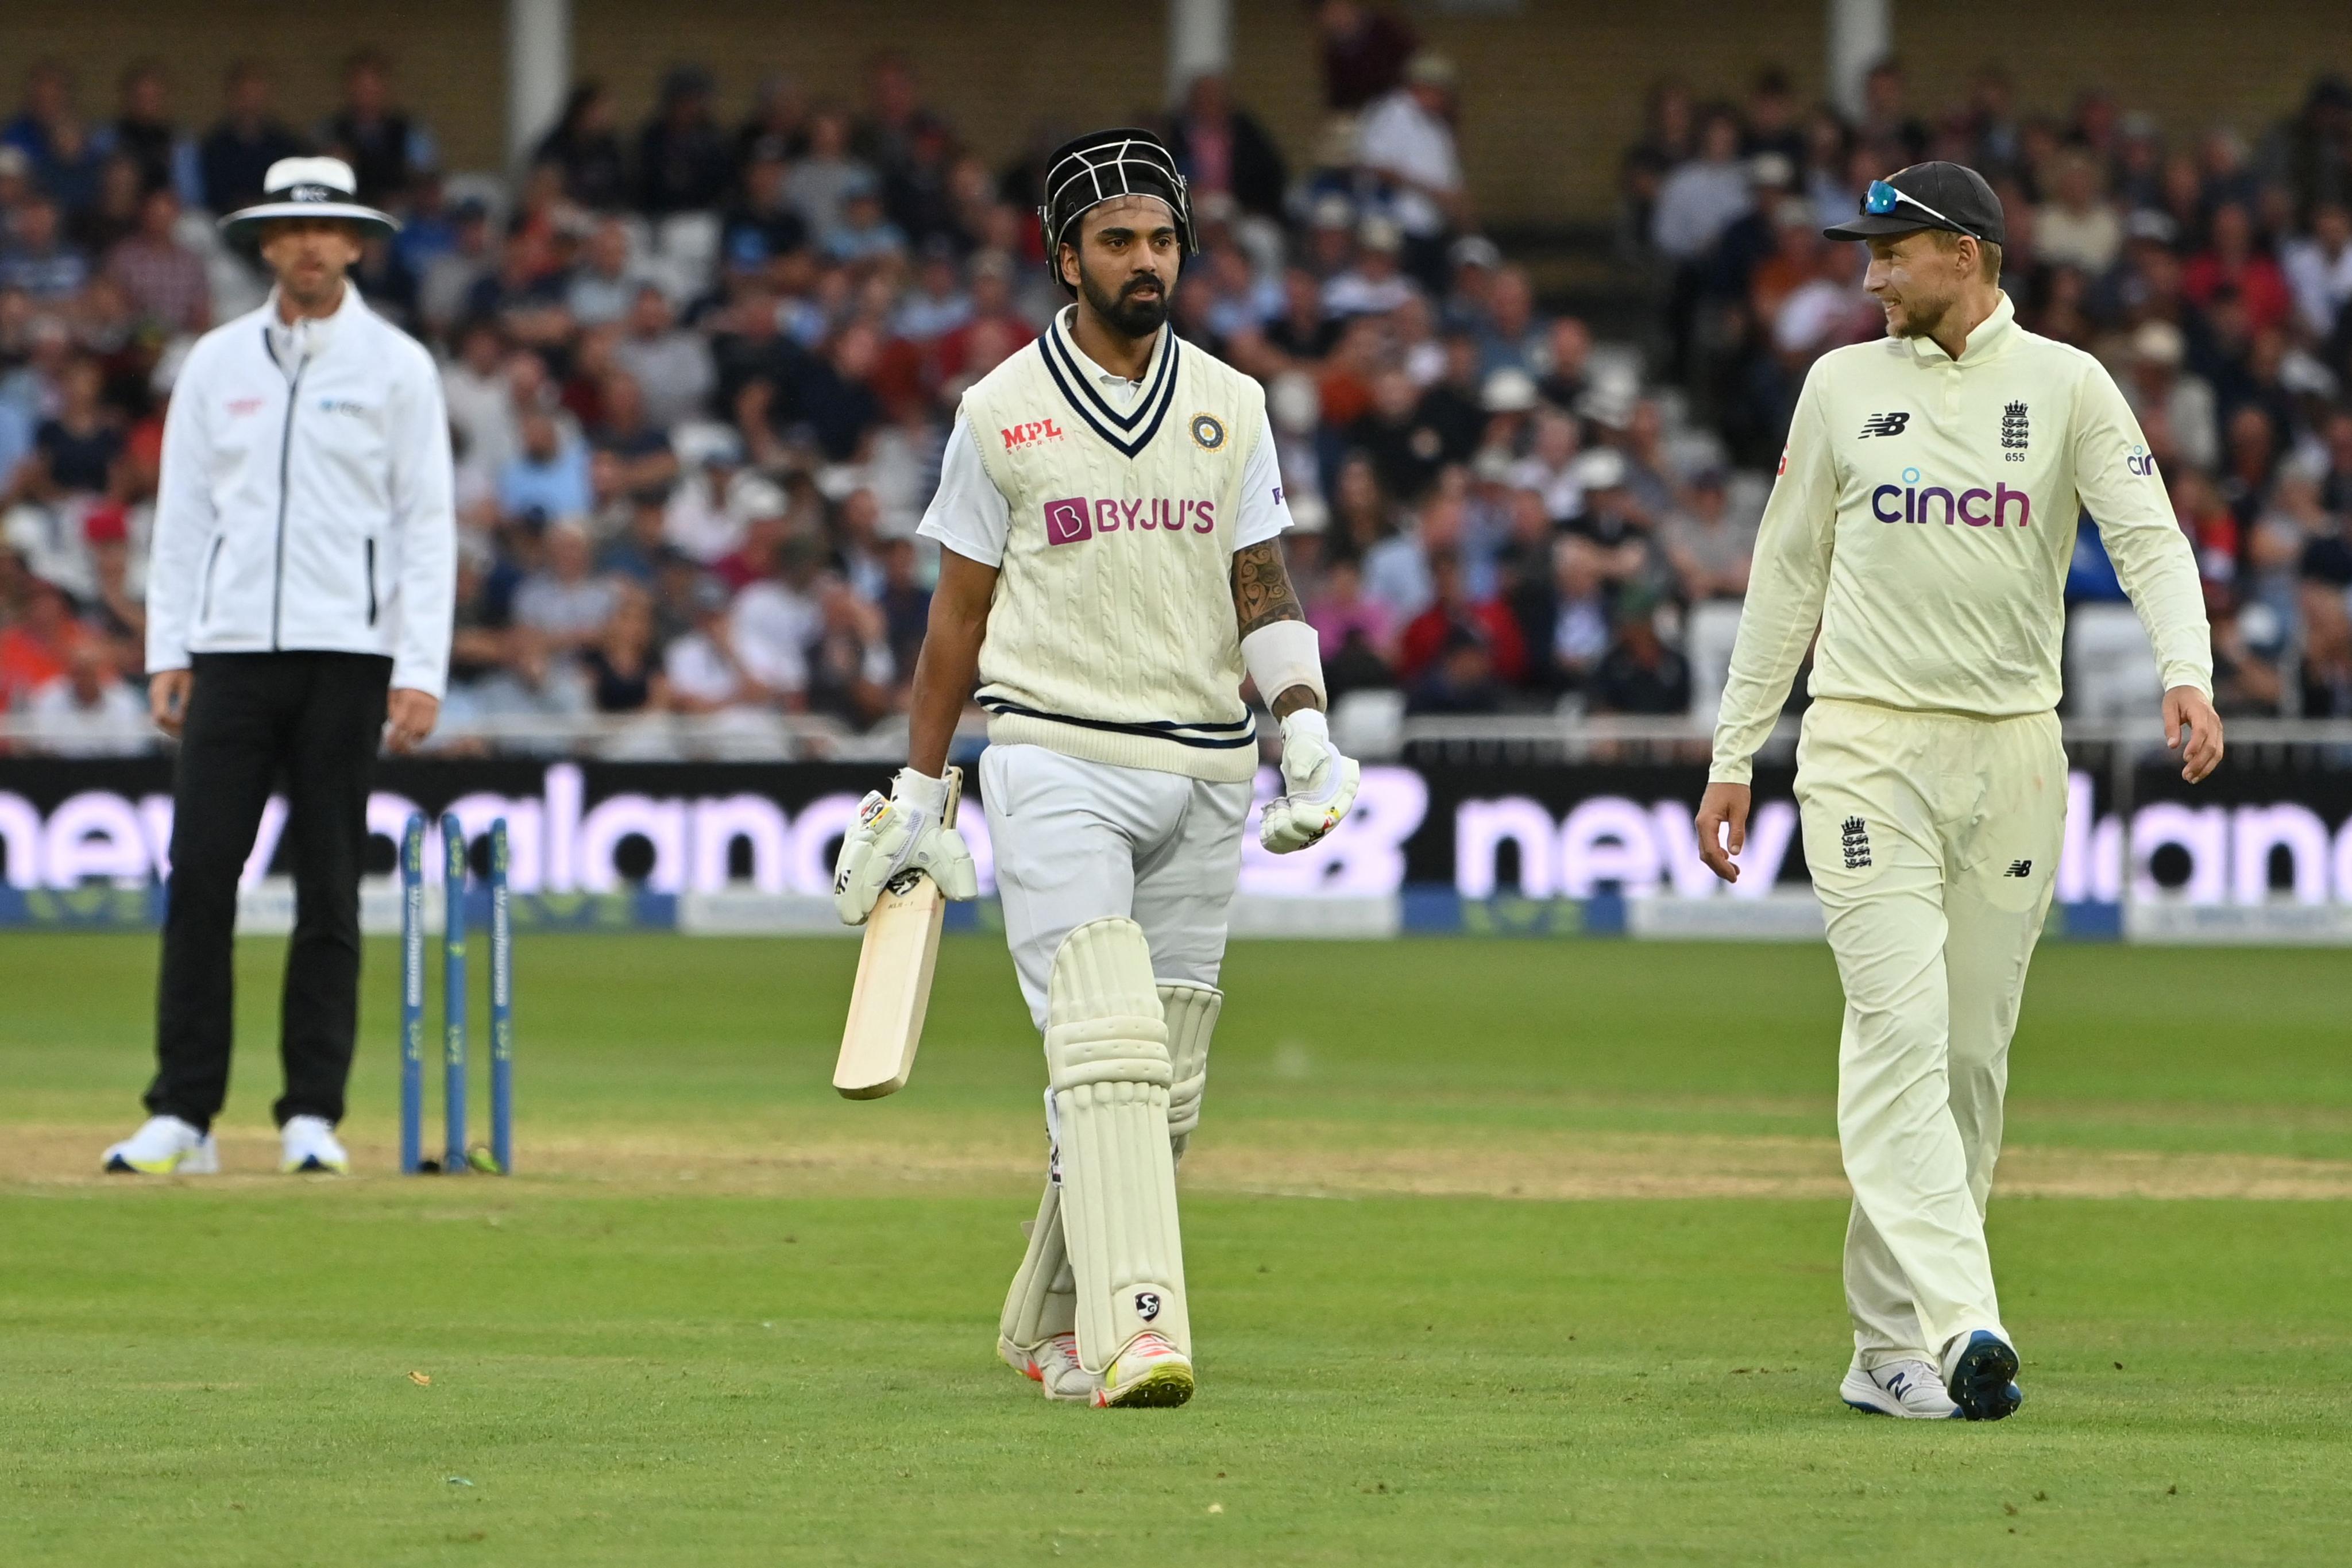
left=218, top=157, right=399, bottom=240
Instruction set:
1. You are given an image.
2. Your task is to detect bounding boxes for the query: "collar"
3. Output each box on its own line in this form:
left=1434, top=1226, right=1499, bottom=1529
left=1051, top=304, right=1168, bottom=389
left=1905, top=290, right=2016, bottom=367
left=263, top=280, right=363, bottom=366
left=1039, top=304, right=1182, bottom=458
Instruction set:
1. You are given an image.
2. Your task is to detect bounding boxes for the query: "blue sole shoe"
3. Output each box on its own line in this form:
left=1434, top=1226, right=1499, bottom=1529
left=1941, top=1331, right=2023, bottom=1422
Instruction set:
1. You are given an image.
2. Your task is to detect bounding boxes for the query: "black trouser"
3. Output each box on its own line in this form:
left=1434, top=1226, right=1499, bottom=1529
left=148, top=652, right=392, bottom=1132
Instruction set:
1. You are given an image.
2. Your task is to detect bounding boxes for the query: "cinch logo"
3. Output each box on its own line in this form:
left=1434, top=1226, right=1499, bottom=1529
left=1002, top=418, right=1064, bottom=450
left=2126, top=444, right=2158, bottom=477
left=1870, top=467, right=2032, bottom=528
left=1041, top=495, right=1216, bottom=546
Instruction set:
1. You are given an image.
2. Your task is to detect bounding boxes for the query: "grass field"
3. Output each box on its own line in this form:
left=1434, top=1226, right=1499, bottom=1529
left=3, top=933, right=2348, bottom=1565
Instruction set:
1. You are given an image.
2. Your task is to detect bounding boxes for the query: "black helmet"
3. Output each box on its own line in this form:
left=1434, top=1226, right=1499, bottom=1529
left=1037, top=128, right=1198, bottom=288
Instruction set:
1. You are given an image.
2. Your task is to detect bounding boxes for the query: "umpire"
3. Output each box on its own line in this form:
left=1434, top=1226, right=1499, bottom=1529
left=105, top=157, right=456, bottom=1176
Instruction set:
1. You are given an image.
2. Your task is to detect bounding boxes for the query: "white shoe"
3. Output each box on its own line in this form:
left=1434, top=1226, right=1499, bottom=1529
left=1091, top=1331, right=1194, bottom=1409
left=1841, top=1357, right=1961, bottom=1419
left=103, top=1115, right=219, bottom=1175
left=280, top=1115, right=349, bottom=1174
left=1000, top=1333, right=1102, bottom=1403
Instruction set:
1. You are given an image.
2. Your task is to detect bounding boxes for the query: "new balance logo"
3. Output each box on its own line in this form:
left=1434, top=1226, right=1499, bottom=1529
left=1840, top=817, right=1871, bottom=870
left=2005, top=860, right=2033, bottom=878
left=1859, top=411, right=1910, bottom=438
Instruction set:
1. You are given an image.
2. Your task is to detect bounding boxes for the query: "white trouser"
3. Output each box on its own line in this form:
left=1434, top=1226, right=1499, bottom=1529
left=981, top=743, right=1252, bottom=1032
left=1794, top=698, right=2066, bottom=1368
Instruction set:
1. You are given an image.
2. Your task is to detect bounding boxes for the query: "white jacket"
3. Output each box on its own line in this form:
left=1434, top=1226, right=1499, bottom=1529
left=148, top=283, right=457, bottom=697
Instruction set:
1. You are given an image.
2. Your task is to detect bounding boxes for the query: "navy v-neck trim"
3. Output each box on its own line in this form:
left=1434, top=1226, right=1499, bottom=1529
left=1039, top=315, right=1182, bottom=459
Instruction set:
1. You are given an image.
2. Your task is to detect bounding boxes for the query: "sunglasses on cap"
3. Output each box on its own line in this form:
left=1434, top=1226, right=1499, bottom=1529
left=1861, top=179, right=1982, bottom=240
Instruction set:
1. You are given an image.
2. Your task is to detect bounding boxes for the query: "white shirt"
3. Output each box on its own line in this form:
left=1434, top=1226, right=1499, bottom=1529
left=729, top=580, right=818, bottom=694
left=148, top=283, right=457, bottom=696
left=1356, top=91, right=1461, bottom=239
left=25, top=675, right=152, bottom=756
left=917, top=314, right=1291, bottom=569
left=2281, top=236, right=2352, bottom=339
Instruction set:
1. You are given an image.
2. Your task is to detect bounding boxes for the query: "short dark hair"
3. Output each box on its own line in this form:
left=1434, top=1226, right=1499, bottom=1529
left=1929, top=228, right=2003, bottom=281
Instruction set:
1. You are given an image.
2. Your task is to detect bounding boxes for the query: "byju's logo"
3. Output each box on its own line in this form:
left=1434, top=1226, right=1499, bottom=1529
left=1042, top=497, right=1093, bottom=546
left=1871, top=468, right=2033, bottom=528
left=2126, top=443, right=2159, bottom=477
left=1041, top=496, right=1218, bottom=546
left=1859, top=411, right=1911, bottom=437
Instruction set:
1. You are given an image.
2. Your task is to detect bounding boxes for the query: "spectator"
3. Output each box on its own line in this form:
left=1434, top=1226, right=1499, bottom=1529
left=1590, top=590, right=1691, bottom=715
left=1857, top=60, right=1930, bottom=164
left=1404, top=624, right=1504, bottom=714
left=0, top=196, right=89, bottom=302
left=99, top=61, right=198, bottom=203
left=806, top=575, right=895, bottom=726
left=2282, top=200, right=2352, bottom=339
left=498, top=408, right=594, bottom=522
left=534, top=83, right=629, bottom=211
left=1356, top=53, right=1466, bottom=284
left=0, top=574, right=85, bottom=708
left=2184, top=202, right=2293, bottom=335
left=1660, top=469, right=1755, bottom=603
left=24, top=639, right=147, bottom=754
left=567, top=218, right=648, bottom=327
left=637, top=66, right=732, bottom=215
left=1651, top=109, right=1752, bottom=264
left=1397, top=547, right=1525, bottom=685
left=1316, top=0, right=1418, bottom=113
left=104, top=188, right=208, bottom=334
left=724, top=138, right=813, bottom=276
left=731, top=533, right=824, bottom=706
left=1511, top=534, right=1613, bottom=696
left=787, top=109, right=873, bottom=238
left=819, top=173, right=907, bottom=265
left=1323, top=217, right=1418, bottom=318
left=2036, top=149, right=2122, bottom=275
left=1168, top=74, right=1288, bottom=221
left=2121, top=320, right=2220, bottom=474
left=511, top=519, right=618, bottom=653
left=613, top=284, right=716, bottom=431
left=589, top=371, right=678, bottom=499
left=199, top=61, right=305, bottom=217
left=1348, top=366, right=1449, bottom=503
left=319, top=49, right=434, bottom=206
left=31, top=357, right=121, bottom=497
left=581, top=582, right=670, bottom=713
left=5, top=61, right=105, bottom=214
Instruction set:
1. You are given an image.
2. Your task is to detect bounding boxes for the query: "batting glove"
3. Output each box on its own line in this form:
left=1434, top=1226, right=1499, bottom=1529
left=832, top=767, right=979, bottom=925
left=1259, top=709, right=1361, bottom=853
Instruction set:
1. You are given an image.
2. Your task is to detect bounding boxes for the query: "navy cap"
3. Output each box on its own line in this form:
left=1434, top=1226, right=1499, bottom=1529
left=1824, top=161, right=2006, bottom=245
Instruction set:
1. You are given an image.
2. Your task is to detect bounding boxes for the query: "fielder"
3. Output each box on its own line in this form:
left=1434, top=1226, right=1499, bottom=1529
left=1696, top=163, right=2221, bottom=1421
left=832, top=128, right=1358, bottom=1409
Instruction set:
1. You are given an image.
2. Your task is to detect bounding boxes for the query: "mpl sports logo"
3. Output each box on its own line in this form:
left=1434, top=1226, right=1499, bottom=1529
left=1002, top=418, right=1064, bottom=450
left=1043, top=496, right=1218, bottom=546
left=1870, top=467, right=2032, bottom=528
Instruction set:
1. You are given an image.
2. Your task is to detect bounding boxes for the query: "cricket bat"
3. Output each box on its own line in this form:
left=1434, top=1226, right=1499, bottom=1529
left=833, top=767, right=962, bottom=1100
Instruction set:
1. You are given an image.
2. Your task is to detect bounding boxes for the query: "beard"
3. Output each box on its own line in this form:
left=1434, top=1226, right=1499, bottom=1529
left=1079, top=265, right=1172, bottom=339
left=1885, top=288, right=1955, bottom=341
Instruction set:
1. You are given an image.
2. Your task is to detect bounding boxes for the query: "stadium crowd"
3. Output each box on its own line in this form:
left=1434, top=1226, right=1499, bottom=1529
left=3, top=14, right=2352, bottom=757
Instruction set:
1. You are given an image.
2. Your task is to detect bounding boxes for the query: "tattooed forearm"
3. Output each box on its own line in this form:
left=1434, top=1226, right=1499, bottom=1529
left=1231, top=540, right=1305, bottom=638
left=1231, top=540, right=1319, bottom=718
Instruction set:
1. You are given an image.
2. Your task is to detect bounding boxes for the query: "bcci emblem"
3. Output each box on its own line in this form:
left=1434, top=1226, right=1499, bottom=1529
left=1188, top=413, right=1226, bottom=451
left=2000, top=400, right=2030, bottom=451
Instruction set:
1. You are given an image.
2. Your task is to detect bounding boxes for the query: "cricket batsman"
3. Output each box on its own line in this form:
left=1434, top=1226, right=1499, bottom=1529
left=1695, top=163, right=2222, bottom=1421
left=831, top=129, right=1358, bottom=1408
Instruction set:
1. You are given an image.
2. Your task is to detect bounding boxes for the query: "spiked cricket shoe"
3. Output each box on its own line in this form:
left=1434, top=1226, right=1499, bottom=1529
left=1840, top=1357, right=1961, bottom=1419
left=1000, top=1333, right=1100, bottom=1403
left=1941, top=1330, right=2024, bottom=1421
left=1092, top=1331, right=1194, bottom=1409
left=103, top=1115, right=218, bottom=1175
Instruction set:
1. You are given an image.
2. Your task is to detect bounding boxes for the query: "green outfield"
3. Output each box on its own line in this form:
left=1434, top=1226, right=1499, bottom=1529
left=2, top=934, right=2348, bottom=1566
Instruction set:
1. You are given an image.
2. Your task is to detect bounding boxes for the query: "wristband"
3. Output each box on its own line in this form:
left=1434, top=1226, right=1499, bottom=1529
left=1240, top=619, right=1326, bottom=710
